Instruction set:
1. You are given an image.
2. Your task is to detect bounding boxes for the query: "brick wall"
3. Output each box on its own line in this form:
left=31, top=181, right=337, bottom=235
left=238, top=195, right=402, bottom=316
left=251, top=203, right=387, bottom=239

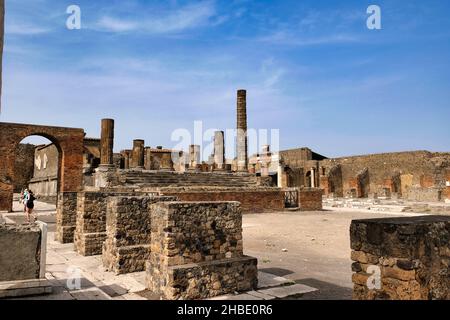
left=351, top=216, right=450, bottom=300
left=299, top=188, right=323, bottom=211
left=160, top=188, right=285, bottom=213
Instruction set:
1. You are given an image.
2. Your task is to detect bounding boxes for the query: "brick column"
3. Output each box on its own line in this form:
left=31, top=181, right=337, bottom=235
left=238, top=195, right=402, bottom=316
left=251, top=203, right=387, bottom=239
left=214, top=131, right=225, bottom=171
left=236, top=90, right=248, bottom=172
left=131, top=140, right=145, bottom=168
left=100, top=119, right=114, bottom=166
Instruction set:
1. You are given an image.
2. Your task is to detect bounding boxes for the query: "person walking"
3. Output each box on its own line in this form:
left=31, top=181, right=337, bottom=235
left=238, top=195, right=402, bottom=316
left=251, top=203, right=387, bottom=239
left=25, top=190, right=37, bottom=223
left=22, top=188, right=29, bottom=213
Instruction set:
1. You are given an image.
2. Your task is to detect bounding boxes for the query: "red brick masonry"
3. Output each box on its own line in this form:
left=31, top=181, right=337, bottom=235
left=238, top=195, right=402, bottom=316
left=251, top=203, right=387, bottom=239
left=161, top=189, right=285, bottom=213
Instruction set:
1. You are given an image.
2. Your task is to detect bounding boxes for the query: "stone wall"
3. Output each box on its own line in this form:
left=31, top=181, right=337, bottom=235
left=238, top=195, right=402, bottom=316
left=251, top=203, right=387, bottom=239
left=351, top=216, right=450, bottom=300
left=323, top=151, right=450, bottom=198
left=102, top=195, right=176, bottom=274
left=74, top=190, right=159, bottom=256
left=13, top=144, right=35, bottom=192
left=283, top=149, right=450, bottom=200
left=160, top=187, right=285, bottom=213
left=146, top=202, right=258, bottom=300
left=299, top=188, right=323, bottom=211
left=406, top=187, right=442, bottom=202
left=55, top=192, right=77, bottom=243
left=0, top=224, right=42, bottom=281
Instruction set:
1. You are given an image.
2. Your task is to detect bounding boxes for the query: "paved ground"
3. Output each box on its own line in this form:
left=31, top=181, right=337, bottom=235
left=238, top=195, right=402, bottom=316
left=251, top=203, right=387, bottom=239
left=1, top=198, right=434, bottom=300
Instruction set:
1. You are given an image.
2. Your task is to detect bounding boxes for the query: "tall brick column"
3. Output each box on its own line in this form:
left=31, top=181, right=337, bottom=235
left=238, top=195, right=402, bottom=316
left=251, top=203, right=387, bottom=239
left=100, top=119, right=114, bottom=166
left=131, top=140, right=145, bottom=169
left=94, top=119, right=117, bottom=188
left=236, top=89, right=248, bottom=172
left=214, top=131, right=225, bottom=171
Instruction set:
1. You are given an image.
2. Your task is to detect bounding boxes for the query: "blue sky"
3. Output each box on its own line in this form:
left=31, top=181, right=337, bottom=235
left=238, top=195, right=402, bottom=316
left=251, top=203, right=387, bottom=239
left=2, top=0, right=450, bottom=158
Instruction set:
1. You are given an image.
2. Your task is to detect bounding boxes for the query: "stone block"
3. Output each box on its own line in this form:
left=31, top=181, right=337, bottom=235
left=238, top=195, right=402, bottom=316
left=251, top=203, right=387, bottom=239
left=351, top=215, right=450, bottom=300
left=146, top=201, right=258, bottom=300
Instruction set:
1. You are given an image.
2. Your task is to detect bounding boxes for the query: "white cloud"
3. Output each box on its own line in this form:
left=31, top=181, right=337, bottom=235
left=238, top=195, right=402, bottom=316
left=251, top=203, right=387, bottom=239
left=95, top=1, right=218, bottom=34
left=6, top=23, right=50, bottom=35
left=257, top=31, right=359, bottom=46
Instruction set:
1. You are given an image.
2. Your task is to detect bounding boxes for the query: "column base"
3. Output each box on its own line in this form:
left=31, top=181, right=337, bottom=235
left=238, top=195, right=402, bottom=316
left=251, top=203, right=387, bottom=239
left=103, top=243, right=151, bottom=275
left=146, top=255, right=258, bottom=300
left=74, top=232, right=106, bottom=256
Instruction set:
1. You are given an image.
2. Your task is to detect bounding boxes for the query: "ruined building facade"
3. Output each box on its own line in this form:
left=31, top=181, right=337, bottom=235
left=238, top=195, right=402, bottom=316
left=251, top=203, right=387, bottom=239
left=276, top=147, right=450, bottom=202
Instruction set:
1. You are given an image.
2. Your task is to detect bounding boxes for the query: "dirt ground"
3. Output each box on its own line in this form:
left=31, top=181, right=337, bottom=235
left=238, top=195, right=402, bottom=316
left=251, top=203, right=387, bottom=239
left=242, top=210, right=422, bottom=299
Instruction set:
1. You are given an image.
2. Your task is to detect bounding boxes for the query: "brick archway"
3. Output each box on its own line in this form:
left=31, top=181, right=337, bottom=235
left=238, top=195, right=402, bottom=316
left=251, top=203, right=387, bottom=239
left=0, top=122, right=85, bottom=242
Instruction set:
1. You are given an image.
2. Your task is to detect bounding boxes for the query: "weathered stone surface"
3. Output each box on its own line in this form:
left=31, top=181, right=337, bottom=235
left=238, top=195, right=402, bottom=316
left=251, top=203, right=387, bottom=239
left=351, top=215, right=450, bottom=300
left=236, top=90, right=248, bottom=172
left=160, top=187, right=285, bottom=213
left=0, top=224, right=41, bottom=281
left=147, top=256, right=258, bottom=300
left=55, top=192, right=78, bottom=243
left=75, top=190, right=158, bottom=256
left=146, top=201, right=258, bottom=300
left=102, top=195, right=176, bottom=274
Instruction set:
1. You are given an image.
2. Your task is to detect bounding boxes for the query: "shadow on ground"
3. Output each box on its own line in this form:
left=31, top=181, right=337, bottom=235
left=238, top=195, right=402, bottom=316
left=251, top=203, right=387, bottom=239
left=294, top=278, right=352, bottom=300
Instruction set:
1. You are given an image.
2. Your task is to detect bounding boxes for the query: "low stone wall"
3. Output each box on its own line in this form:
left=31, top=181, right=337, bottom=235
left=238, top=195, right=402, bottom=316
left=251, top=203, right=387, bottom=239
left=146, top=202, right=258, bottom=300
left=102, top=195, right=176, bottom=274
left=299, top=188, right=323, bottom=211
left=55, top=192, right=77, bottom=243
left=0, top=224, right=42, bottom=282
left=351, top=216, right=450, bottom=300
left=407, top=187, right=443, bottom=202
left=159, top=188, right=285, bottom=213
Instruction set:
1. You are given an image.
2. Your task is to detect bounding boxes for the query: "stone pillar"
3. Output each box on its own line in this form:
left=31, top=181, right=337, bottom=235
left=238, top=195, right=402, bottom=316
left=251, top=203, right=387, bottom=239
left=214, top=131, right=225, bottom=171
left=277, top=163, right=288, bottom=188
left=189, top=144, right=200, bottom=170
left=146, top=202, right=258, bottom=300
left=94, top=119, right=116, bottom=188
left=310, top=168, right=316, bottom=188
left=55, top=192, right=77, bottom=243
left=144, top=147, right=152, bottom=170
left=120, top=150, right=131, bottom=169
left=236, top=89, right=248, bottom=172
left=131, top=140, right=145, bottom=169
left=102, top=195, right=176, bottom=274
left=100, top=119, right=114, bottom=167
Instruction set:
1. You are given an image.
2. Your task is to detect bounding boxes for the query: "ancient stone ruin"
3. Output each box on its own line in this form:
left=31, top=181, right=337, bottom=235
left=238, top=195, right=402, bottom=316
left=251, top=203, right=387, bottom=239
left=146, top=201, right=258, bottom=300
left=351, top=215, right=450, bottom=300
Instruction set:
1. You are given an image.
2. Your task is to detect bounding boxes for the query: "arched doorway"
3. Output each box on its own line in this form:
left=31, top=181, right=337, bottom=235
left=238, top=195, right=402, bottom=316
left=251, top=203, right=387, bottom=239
left=14, top=136, right=61, bottom=206
left=0, top=122, right=85, bottom=243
